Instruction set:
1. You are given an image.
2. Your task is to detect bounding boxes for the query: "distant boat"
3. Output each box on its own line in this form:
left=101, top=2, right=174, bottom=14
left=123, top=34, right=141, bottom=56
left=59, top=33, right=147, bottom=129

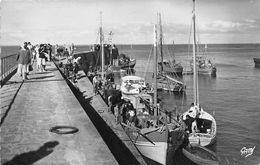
left=190, top=53, right=217, bottom=75
left=182, top=143, right=219, bottom=165
left=189, top=36, right=216, bottom=75
left=182, top=0, right=217, bottom=147
left=157, top=14, right=183, bottom=76
left=158, top=60, right=183, bottom=76
left=253, top=58, right=260, bottom=67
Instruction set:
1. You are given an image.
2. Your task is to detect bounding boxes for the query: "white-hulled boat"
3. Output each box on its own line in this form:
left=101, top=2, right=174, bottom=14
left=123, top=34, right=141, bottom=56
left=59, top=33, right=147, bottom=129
left=120, top=75, right=146, bottom=96
left=182, top=0, right=217, bottom=147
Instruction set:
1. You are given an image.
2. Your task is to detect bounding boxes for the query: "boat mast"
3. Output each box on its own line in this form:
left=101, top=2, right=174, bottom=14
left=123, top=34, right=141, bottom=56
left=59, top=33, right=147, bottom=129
left=173, top=40, right=175, bottom=62
left=158, top=13, right=163, bottom=72
left=100, top=11, right=104, bottom=80
left=205, top=43, right=207, bottom=56
left=153, top=23, right=158, bottom=118
left=192, top=0, right=199, bottom=106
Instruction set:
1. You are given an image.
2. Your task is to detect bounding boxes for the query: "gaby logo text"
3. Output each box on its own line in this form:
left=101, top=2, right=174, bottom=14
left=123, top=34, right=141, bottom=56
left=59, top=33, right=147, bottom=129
left=240, top=146, right=255, bottom=158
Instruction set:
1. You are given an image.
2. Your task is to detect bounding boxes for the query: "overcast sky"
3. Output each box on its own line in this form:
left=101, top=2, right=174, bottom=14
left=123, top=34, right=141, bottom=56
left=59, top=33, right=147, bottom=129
left=1, top=0, right=260, bottom=45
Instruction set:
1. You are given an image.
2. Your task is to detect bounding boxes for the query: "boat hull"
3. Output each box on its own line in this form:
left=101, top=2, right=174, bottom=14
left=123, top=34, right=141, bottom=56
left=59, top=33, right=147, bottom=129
left=158, top=63, right=183, bottom=76
left=188, top=133, right=216, bottom=146
left=253, top=58, right=260, bottom=67
left=123, top=126, right=168, bottom=165
left=182, top=143, right=219, bottom=165
left=119, top=59, right=136, bottom=69
left=157, top=82, right=184, bottom=92
left=135, top=141, right=168, bottom=165
left=198, top=67, right=217, bottom=75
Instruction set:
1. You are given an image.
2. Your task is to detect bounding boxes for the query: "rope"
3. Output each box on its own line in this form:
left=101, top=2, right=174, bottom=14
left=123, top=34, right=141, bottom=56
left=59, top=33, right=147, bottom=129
left=181, top=18, right=193, bottom=113
left=143, top=46, right=153, bottom=79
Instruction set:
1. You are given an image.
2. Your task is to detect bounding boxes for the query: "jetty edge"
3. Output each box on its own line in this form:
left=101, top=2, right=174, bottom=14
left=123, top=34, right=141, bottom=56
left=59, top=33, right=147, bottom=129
left=53, top=59, right=148, bottom=165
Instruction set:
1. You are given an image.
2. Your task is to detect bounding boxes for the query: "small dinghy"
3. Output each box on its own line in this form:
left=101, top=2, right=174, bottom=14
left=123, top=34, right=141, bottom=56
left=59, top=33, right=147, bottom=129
left=182, top=143, right=219, bottom=165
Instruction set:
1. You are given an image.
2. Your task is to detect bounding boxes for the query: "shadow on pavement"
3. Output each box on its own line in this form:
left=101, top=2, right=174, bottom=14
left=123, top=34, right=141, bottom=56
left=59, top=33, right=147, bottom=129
left=28, top=75, right=54, bottom=80
left=0, top=81, right=23, bottom=126
left=4, top=81, right=23, bottom=85
left=2, top=141, right=59, bottom=165
left=31, top=71, right=52, bottom=75
left=22, top=79, right=64, bottom=83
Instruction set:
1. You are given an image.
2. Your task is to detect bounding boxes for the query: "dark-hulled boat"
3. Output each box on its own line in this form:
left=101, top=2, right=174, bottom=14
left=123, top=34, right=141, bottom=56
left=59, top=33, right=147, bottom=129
left=182, top=143, right=219, bottom=165
left=118, top=53, right=136, bottom=69
left=72, top=44, right=119, bottom=74
left=253, top=58, right=260, bottom=67
left=156, top=13, right=185, bottom=93
left=158, top=60, right=183, bottom=76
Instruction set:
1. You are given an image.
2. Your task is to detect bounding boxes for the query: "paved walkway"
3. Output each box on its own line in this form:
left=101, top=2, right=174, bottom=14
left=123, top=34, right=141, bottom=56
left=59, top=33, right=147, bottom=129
left=0, top=62, right=118, bottom=165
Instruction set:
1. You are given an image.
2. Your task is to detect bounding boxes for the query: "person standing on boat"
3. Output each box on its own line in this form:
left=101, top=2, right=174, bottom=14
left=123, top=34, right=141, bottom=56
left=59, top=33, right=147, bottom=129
left=73, top=57, right=81, bottom=80
left=17, top=42, right=31, bottom=80
left=114, top=105, right=120, bottom=124
left=92, top=74, right=98, bottom=94
left=108, top=95, right=112, bottom=113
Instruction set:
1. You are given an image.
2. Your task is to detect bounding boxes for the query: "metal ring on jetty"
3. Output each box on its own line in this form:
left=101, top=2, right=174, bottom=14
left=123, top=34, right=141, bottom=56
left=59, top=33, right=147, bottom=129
left=49, top=126, right=79, bottom=134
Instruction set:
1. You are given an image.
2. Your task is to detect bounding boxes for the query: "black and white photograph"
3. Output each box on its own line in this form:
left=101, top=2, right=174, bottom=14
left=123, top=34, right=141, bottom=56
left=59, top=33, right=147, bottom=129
left=0, top=0, right=259, bottom=164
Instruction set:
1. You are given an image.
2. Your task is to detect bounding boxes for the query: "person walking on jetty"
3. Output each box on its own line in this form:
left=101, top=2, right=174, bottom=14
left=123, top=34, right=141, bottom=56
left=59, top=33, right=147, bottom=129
left=114, top=105, right=120, bottom=124
left=39, top=44, right=48, bottom=72
left=35, top=45, right=41, bottom=71
left=17, top=42, right=31, bottom=80
left=26, top=42, right=33, bottom=75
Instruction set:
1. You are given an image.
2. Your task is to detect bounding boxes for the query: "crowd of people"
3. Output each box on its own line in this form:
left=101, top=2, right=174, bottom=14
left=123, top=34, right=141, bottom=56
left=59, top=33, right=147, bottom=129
left=16, top=42, right=53, bottom=80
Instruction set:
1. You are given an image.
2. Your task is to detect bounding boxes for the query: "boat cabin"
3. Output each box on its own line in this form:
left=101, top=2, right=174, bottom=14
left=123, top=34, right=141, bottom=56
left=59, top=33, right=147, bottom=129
left=182, top=106, right=213, bottom=134
left=120, top=76, right=146, bottom=95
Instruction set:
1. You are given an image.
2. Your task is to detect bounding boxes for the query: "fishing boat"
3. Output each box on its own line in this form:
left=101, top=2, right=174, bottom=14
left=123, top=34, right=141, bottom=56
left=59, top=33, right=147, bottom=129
left=157, top=14, right=183, bottom=76
left=158, top=60, right=183, bottom=76
left=121, top=18, right=185, bottom=165
left=253, top=58, right=260, bottom=67
left=182, top=0, right=217, bottom=147
left=182, top=143, right=219, bottom=165
left=118, top=53, right=136, bottom=69
left=120, top=75, right=146, bottom=96
left=189, top=32, right=216, bottom=75
left=190, top=50, right=217, bottom=75
left=156, top=13, right=185, bottom=92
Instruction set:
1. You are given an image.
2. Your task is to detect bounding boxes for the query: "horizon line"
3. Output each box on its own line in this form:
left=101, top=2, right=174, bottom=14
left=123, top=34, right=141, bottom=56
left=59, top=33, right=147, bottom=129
left=1, top=42, right=260, bottom=47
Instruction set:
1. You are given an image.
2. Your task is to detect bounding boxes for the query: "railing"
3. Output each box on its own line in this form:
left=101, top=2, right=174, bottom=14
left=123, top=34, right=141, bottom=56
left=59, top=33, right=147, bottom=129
left=0, top=53, right=18, bottom=87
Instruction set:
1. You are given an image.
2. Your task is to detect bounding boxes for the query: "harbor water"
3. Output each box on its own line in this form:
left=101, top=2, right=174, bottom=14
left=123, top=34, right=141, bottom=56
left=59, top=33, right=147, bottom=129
left=116, top=44, right=260, bottom=165
left=1, top=44, right=260, bottom=165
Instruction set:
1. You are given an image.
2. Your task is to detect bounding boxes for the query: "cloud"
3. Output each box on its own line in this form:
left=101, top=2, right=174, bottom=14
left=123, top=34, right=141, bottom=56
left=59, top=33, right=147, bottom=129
left=198, top=19, right=260, bottom=34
